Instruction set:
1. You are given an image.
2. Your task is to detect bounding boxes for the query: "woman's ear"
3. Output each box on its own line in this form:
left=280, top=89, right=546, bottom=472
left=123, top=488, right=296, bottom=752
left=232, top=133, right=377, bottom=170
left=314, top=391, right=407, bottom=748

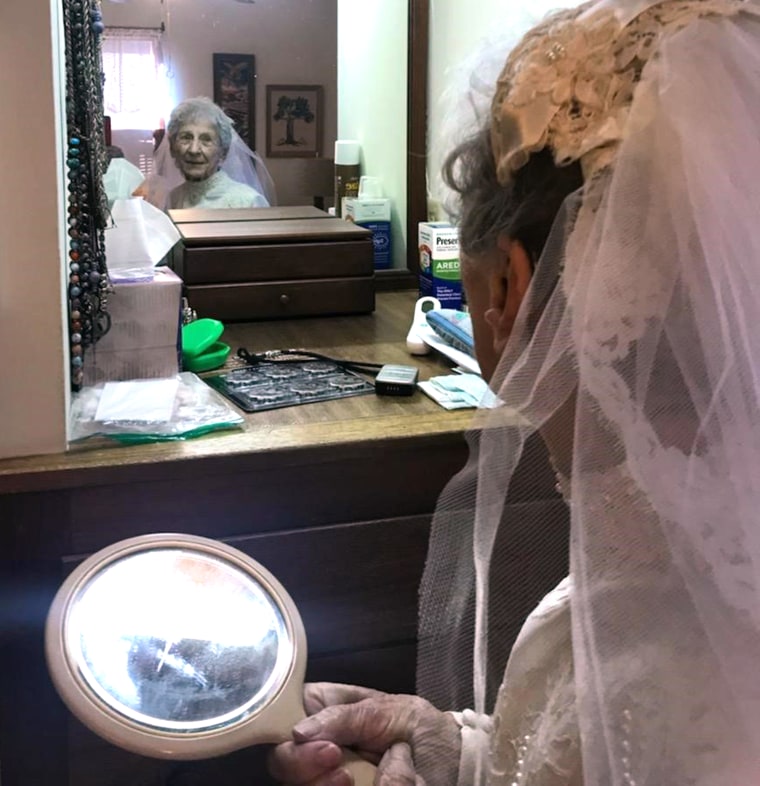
left=484, top=236, right=533, bottom=354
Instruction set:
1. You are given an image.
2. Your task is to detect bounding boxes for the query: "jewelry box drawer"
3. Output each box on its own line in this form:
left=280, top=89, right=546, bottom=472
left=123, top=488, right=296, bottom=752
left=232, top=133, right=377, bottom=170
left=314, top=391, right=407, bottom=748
left=183, top=276, right=376, bottom=321
left=176, top=239, right=373, bottom=284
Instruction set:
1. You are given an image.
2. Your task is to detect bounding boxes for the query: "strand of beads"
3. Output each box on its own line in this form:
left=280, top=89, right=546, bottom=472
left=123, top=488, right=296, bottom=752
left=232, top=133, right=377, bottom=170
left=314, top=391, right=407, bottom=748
left=63, top=0, right=111, bottom=389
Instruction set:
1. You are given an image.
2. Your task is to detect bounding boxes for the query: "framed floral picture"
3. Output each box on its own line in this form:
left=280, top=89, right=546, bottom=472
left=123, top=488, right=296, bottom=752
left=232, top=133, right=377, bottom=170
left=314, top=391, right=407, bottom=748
left=213, top=53, right=256, bottom=148
left=266, top=84, right=323, bottom=158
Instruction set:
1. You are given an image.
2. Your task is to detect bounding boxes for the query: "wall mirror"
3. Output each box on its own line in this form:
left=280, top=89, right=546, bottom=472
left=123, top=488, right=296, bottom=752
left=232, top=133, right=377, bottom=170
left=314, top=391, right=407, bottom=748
left=100, top=0, right=427, bottom=279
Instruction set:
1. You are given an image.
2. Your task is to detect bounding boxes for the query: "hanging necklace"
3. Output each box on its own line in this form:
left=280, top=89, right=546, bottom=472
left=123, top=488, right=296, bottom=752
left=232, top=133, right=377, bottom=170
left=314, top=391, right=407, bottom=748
left=62, top=0, right=111, bottom=390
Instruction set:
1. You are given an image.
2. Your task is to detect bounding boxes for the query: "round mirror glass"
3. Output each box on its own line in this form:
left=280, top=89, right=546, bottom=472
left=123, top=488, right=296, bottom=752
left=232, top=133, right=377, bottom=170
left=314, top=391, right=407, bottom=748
left=66, top=548, right=291, bottom=732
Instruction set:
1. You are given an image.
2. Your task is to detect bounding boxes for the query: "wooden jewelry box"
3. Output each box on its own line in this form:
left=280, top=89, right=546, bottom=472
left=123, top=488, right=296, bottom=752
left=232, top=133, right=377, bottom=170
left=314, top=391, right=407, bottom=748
left=168, top=206, right=375, bottom=321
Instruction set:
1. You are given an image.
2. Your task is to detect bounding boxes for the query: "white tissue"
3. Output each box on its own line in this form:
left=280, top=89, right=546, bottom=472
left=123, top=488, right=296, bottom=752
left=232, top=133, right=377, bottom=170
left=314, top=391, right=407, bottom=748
left=106, top=198, right=181, bottom=281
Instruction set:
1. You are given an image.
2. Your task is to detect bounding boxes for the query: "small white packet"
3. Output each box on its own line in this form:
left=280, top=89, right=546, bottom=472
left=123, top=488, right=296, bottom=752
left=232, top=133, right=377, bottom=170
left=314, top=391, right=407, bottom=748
left=419, top=373, right=494, bottom=410
left=94, top=378, right=180, bottom=422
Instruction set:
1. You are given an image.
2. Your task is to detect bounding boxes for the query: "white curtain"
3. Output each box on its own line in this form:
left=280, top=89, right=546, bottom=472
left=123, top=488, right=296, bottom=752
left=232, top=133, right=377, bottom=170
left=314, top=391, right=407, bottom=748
left=102, top=29, right=169, bottom=133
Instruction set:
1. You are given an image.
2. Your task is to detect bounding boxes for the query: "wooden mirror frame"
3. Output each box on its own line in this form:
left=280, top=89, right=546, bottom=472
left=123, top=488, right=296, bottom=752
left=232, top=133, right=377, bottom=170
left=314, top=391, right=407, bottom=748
left=407, top=0, right=429, bottom=278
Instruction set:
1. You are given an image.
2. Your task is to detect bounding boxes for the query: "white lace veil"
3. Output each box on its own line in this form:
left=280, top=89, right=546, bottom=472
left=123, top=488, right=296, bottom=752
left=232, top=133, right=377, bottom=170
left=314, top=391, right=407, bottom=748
left=143, top=99, right=277, bottom=210
left=417, top=2, right=760, bottom=783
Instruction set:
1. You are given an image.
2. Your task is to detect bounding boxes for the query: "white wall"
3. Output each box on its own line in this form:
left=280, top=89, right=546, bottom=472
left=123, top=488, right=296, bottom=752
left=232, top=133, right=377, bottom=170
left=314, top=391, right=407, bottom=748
left=0, top=0, right=69, bottom=459
left=102, top=0, right=338, bottom=205
left=337, top=0, right=407, bottom=270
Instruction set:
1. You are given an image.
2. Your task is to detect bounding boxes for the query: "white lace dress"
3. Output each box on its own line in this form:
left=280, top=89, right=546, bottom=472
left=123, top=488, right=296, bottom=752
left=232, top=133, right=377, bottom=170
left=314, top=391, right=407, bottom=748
left=454, top=463, right=753, bottom=785
left=485, top=576, right=579, bottom=786
left=168, top=169, right=269, bottom=210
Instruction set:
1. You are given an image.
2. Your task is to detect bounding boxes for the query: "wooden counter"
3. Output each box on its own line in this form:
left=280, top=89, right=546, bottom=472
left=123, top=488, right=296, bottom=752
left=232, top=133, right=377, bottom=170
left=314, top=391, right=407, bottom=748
left=0, top=291, right=473, bottom=786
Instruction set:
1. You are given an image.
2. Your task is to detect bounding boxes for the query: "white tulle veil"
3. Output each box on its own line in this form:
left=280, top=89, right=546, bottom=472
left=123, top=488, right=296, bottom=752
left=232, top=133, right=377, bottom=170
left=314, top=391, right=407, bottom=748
left=417, top=1, right=760, bottom=784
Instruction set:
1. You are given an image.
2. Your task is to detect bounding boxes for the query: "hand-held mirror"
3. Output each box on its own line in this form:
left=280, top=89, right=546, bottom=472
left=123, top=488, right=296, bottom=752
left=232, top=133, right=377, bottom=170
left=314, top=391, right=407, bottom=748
left=45, top=533, right=376, bottom=783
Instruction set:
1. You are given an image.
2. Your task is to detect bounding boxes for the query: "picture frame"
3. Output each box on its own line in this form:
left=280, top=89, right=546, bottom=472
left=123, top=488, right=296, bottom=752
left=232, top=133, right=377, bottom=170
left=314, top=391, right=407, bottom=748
left=266, top=84, right=324, bottom=158
left=213, top=53, right=256, bottom=148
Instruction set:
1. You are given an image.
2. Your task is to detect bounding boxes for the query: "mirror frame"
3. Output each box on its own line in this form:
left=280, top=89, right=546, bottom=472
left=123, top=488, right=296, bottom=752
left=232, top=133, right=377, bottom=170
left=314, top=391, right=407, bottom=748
left=45, top=533, right=309, bottom=760
left=407, top=0, right=429, bottom=278
left=378, top=0, right=428, bottom=289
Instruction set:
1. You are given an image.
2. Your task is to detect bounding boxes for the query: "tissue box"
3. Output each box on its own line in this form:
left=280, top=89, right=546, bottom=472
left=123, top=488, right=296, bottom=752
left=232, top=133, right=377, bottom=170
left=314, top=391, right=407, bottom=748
left=418, top=222, right=462, bottom=309
left=83, top=267, right=182, bottom=385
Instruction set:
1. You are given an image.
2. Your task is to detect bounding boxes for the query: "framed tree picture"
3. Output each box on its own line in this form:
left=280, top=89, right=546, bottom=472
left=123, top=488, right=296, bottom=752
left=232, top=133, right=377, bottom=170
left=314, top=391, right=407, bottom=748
left=213, top=53, right=256, bottom=148
left=266, top=84, right=323, bottom=158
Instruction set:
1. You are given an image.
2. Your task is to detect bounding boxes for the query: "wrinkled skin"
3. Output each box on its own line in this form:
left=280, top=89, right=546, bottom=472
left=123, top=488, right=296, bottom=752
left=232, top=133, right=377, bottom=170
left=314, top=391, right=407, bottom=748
left=267, top=683, right=460, bottom=785
left=170, top=119, right=224, bottom=182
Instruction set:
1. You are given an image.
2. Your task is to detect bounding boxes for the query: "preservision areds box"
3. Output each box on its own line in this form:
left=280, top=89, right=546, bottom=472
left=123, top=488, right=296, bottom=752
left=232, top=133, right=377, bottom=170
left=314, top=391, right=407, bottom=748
left=418, top=222, right=461, bottom=309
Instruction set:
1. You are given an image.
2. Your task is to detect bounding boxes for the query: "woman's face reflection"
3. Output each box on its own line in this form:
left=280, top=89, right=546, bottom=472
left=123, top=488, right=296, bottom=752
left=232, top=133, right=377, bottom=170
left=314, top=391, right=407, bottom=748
left=171, top=119, right=224, bottom=182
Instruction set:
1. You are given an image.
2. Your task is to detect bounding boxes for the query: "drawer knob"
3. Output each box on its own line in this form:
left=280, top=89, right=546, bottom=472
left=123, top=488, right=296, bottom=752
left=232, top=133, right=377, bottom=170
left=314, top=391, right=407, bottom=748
left=279, top=293, right=290, bottom=305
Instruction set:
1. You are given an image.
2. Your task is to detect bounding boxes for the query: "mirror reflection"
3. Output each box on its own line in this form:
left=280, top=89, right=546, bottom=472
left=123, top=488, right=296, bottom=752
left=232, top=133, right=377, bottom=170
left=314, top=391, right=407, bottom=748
left=131, top=96, right=278, bottom=210
left=101, top=0, right=337, bottom=206
left=69, top=549, right=291, bottom=730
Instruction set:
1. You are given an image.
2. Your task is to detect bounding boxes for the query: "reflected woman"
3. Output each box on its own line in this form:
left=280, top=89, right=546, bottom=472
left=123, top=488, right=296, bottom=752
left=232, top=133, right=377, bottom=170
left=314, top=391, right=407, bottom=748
left=138, top=97, right=277, bottom=211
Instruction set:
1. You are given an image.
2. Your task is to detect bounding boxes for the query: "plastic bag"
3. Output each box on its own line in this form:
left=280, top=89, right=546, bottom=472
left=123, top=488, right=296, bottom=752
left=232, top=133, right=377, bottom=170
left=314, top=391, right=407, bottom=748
left=69, top=372, right=244, bottom=444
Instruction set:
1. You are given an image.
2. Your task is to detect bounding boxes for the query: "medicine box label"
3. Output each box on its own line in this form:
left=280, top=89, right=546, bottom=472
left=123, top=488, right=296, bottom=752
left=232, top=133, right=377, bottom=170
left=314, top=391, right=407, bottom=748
left=345, top=198, right=392, bottom=270
left=418, top=222, right=461, bottom=309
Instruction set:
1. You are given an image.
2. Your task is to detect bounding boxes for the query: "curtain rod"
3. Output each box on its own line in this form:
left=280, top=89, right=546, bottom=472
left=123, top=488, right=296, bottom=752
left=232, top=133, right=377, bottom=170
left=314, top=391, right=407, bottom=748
left=107, top=23, right=165, bottom=33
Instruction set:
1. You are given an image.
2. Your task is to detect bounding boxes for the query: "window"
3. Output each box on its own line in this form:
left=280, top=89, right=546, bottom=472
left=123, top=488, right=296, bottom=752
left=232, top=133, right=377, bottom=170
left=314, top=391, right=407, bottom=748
left=102, top=30, right=170, bottom=131
left=102, top=30, right=171, bottom=175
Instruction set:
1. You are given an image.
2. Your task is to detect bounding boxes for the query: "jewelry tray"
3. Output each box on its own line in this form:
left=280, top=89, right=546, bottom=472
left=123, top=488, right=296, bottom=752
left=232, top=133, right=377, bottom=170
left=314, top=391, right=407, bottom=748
left=204, top=360, right=375, bottom=413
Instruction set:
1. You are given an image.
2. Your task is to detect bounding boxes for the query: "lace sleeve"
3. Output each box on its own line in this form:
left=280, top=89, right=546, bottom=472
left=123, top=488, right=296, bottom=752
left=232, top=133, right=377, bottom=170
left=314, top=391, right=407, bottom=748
left=488, top=577, right=580, bottom=786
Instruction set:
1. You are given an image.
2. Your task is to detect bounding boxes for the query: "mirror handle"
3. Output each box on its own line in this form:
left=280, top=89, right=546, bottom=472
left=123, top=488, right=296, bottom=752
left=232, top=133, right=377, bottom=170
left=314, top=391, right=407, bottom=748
left=343, top=749, right=377, bottom=785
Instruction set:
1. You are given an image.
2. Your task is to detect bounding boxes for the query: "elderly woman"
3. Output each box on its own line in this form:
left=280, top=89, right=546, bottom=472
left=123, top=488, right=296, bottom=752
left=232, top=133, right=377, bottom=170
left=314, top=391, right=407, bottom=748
left=145, top=96, right=274, bottom=210
left=268, top=0, right=760, bottom=784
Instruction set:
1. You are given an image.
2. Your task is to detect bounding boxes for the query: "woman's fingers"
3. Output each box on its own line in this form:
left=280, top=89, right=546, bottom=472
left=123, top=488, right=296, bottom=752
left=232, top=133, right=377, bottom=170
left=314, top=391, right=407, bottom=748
left=267, top=740, right=346, bottom=785
left=294, top=695, right=420, bottom=753
left=303, top=682, right=387, bottom=715
left=377, top=742, right=426, bottom=786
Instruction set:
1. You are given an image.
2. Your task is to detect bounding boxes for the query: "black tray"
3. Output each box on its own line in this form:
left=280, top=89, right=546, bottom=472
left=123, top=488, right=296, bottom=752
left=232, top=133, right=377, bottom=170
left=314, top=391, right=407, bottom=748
left=205, top=360, right=375, bottom=413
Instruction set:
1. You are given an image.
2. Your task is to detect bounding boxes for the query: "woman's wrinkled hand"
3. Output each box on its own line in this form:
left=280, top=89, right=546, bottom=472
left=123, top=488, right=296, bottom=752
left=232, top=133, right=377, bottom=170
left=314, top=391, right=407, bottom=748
left=266, top=683, right=460, bottom=785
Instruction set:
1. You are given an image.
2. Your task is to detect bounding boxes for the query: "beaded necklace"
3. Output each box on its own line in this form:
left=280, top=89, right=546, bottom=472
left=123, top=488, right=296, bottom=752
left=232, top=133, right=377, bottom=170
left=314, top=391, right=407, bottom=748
left=62, top=0, right=111, bottom=390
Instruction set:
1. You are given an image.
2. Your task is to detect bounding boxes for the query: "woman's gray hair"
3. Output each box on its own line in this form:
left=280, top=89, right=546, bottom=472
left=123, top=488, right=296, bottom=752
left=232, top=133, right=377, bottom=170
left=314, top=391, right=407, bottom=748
left=167, top=97, right=234, bottom=158
left=444, top=128, right=583, bottom=264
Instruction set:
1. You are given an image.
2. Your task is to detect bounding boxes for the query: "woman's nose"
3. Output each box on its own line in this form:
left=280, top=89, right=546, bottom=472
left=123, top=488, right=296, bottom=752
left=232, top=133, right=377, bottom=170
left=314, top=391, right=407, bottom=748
left=188, top=137, right=202, bottom=153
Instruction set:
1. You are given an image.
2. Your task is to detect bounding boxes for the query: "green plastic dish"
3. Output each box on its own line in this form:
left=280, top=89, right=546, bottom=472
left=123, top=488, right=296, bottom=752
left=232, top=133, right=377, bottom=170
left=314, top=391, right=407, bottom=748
left=182, top=318, right=224, bottom=359
left=183, top=341, right=231, bottom=373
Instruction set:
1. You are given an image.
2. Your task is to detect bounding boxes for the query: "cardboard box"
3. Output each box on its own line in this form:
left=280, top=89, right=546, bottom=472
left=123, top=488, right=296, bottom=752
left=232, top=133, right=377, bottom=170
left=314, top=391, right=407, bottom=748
left=83, top=267, right=182, bottom=386
left=418, top=222, right=462, bottom=309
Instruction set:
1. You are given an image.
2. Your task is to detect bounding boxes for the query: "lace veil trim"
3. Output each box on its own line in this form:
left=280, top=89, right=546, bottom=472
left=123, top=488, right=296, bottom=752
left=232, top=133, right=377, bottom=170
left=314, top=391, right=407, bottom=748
left=490, top=0, right=745, bottom=183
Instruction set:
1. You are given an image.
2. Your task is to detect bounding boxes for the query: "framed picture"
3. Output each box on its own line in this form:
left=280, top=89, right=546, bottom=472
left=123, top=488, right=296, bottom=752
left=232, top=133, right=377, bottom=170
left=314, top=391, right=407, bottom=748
left=213, top=53, right=256, bottom=148
left=266, top=84, right=323, bottom=158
